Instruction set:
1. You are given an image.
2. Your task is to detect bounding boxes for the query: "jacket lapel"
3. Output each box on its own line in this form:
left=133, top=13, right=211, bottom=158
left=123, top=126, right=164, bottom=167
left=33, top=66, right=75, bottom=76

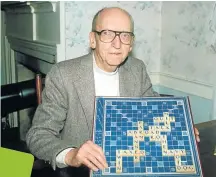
left=74, top=53, right=95, bottom=134
left=119, top=58, right=136, bottom=97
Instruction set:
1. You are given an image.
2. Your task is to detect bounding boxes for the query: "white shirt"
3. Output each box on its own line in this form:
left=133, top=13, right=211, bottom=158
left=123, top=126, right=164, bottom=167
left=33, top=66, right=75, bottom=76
left=56, top=54, right=120, bottom=166
left=93, top=54, right=120, bottom=97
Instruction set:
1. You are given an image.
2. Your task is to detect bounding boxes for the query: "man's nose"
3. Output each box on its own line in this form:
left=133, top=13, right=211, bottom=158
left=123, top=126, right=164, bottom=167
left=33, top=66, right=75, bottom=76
left=112, top=35, right=121, bottom=49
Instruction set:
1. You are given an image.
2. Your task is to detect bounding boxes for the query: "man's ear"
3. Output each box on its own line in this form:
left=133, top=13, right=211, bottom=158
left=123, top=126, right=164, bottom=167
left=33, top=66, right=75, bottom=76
left=129, top=37, right=135, bottom=52
left=89, top=32, right=96, bottom=49
left=129, top=46, right=133, bottom=52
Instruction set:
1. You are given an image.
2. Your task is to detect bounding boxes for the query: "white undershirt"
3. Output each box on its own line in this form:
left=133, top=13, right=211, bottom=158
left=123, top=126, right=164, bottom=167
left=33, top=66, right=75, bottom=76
left=93, top=54, right=120, bottom=97
left=56, top=54, right=120, bottom=166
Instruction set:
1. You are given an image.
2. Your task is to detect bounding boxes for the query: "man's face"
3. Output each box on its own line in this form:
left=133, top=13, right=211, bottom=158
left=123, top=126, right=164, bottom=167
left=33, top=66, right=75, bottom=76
left=90, top=9, right=134, bottom=72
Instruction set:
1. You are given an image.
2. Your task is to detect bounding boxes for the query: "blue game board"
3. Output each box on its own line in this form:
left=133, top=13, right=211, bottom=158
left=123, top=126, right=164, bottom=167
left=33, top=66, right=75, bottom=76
left=91, top=97, right=203, bottom=177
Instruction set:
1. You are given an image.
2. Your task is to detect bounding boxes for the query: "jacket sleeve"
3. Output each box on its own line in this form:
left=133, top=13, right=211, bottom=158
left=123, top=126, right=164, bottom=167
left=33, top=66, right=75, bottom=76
left=26, top=64, right=74, bottom=170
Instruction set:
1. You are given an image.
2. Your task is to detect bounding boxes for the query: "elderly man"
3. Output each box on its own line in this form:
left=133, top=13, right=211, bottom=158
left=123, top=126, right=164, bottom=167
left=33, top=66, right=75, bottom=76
left=26, top=7, right=200, bottom=172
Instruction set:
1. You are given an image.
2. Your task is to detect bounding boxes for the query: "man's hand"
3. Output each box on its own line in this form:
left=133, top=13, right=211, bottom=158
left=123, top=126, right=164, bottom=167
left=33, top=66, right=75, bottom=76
left=194, top=127, right=200, bottom=142
left=65, top=140, right=108, bottom=171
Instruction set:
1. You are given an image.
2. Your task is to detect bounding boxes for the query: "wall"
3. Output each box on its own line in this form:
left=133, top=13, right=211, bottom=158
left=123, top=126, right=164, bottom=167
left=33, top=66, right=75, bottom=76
left=160, top=1, right=216, bottom=122
left=161, top=1, right=216, bottom=98
left=65, top=1, right=161, bottom=73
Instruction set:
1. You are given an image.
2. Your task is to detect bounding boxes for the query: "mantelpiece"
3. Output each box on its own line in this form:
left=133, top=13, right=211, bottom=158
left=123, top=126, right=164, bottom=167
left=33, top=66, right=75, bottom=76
left=3, top=1, right=65, bottom=74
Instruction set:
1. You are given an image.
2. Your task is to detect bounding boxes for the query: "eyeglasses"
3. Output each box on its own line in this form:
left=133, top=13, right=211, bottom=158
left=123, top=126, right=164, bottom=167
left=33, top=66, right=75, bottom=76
left=93, top=30, right=134, bottom=45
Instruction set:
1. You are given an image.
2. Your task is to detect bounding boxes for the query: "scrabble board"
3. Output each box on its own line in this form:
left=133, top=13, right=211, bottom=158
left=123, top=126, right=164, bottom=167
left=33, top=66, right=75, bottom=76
left=91, top=97, right=203, bottom=177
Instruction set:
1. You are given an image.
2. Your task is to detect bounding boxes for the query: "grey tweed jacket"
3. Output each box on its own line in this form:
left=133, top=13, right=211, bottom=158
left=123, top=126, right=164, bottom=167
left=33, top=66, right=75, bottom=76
left=26, top=52, right=158, bottom=170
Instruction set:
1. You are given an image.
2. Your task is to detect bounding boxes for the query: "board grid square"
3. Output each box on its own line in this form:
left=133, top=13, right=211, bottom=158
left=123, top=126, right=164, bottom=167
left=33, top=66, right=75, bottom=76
left=91, top=97, right=203, bottom=177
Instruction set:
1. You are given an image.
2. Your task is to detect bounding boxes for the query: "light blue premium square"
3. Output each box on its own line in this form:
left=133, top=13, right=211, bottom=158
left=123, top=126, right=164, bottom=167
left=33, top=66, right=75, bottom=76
left=105, top=151, right=110, bottom=156
left=157, top=161, right=164, bottom=167
left=178, top=140, right=184, bottom=146
left=117, top=136, right=121, bottom=141
left=146, top=167, right=152, bottom=173
left=182, top=131, right=188, bottom=136
left=152, top=105, right=158, bottom=110
left=110, top=161, right=115, bottom=166
left=123, top=168, right=127, bottom=173
left=104, top=168, right=110, bottom=173
left=117, top=109, right=122, bottom=114
left=152, top=157, right=157, bottom=161
left=110, top=141, right=116, bottom=146
left=141, top=101, right=147, bottom=106
left=132, top=122, right=137, bottom=127
left=175, top=122, right=181, bottom=127
left=112, top=105, right=117, bottom=109
left=117, top=127, right=121, bottom=131
left=111, top=122, right=117, bottom=127
left=106, top=101, right=112, bottom=106
left=105, top=131, right=111, bottom=136
left=132, top=105, right=137, bottom=110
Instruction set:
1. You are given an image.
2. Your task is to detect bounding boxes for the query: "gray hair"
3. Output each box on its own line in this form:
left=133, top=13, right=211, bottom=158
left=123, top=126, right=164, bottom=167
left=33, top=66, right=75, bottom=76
left=92, top=7, right=134, bottom=33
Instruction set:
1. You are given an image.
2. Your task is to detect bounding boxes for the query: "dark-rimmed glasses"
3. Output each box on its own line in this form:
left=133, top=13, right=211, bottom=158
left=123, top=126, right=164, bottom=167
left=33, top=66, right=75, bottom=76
left=93, top=30, right=134, bottom=45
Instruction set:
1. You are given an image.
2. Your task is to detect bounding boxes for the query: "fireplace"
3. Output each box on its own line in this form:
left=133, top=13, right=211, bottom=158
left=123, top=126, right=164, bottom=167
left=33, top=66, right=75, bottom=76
left=1, top=1, right=66, bottom=141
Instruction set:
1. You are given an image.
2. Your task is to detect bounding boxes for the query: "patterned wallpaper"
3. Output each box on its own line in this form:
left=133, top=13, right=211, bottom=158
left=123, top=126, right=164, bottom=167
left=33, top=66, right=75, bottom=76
left=65, top=1, right=216, bottom=86
left=161, top=1, right=216, bottom=86
left=65, top=1, right=161, bottom=73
